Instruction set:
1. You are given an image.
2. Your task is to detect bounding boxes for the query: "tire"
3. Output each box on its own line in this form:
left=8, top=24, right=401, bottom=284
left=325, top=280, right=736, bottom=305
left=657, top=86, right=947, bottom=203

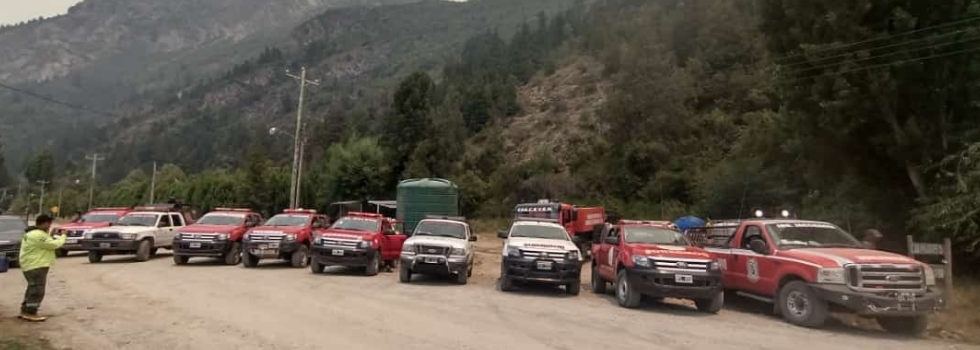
left=310, top=259, right=324, bottom=274
left=499, top=261, right=515, bottom=292
left=778, top=281, right=829, bottom=328
left=55, top=249, right=68, bottom=258
left=290, top=245, right=310, bottom=268
left=590, top=264, right=607, bottom=294
left=243, top=251, right=259, bottom=268
left=399, top=264, right=412, bottom=283
left=173, top=255, right=189, bottom=265
left=696, top=292, right=725, bottom=313
left=616, top=270, right=641, bottom=308
left=135, top=240, right=152, bottom=262
left=88, top=251, right=103, bottom=263
left=566, top=281, right=581, bottom=295
left=224, top=242, right=242, bottom=265
left=877, top=316, right=928, bottom=336
left=365, top=253, right=380, bottom=276
left=455, top=269, right=469, bottom=285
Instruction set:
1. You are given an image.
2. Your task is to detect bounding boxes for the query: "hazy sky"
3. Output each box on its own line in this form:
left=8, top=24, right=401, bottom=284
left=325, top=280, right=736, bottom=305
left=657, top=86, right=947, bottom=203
left=0, top=0, right=82, bottom=25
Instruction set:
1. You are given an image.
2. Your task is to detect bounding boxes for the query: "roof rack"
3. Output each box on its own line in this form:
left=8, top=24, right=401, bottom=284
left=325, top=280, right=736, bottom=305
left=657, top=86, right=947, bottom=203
left=345, top=212, right=383, bottom=218
left=619, top=219, right=676, bottom=228
left=133, top=204, right=178, bottom=212
left=514, top=218, right=560, bottom=223
left=283, top=209, right=316, bottom=214
left=214, top=208, right=252, bottom=212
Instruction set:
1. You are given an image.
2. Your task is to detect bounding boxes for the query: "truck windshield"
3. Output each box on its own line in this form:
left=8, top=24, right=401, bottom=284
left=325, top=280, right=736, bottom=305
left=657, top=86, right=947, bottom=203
left=0, top=218, right=25, bottom=233
left=80, top=213, right=121, bottom=223
left=766, top=223, right=862, bottom=249
left=331, top=217, right=380, bottom=232
left=624, top=227, right=689, bottom=245
left=414, top=221, right=466, bottom=239
left=117, top=214, right=158, bottom=227
left=510, top=225, right=568, bottom=240
left=265, top=215, right=309, bottom=227
left=196, top=214, right=245, bottom=226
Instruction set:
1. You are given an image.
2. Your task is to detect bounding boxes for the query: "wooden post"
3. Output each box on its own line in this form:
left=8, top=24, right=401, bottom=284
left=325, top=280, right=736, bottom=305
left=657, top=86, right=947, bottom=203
left=944, top=238, right=954, bottom=293
left=906, top=235, right=915, bottom=257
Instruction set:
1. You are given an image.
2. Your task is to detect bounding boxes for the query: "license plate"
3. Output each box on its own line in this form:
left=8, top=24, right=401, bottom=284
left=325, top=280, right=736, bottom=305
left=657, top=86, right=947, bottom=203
left=675, top=274, right=694, bottom=284
left=897, top=292, right=915, bottom=302
left=66, top=239, right=78, bottom=244
left=254, top=249, right=277, bottom=256
left=424, top=257, right=439, bottom=264
left=536, top=261, right=553, bottom=270
left=332, top=249, right=344, bottom=256
left=189, top=242, right=202, bottom=249
left=99, top=243, right=111, bottom=248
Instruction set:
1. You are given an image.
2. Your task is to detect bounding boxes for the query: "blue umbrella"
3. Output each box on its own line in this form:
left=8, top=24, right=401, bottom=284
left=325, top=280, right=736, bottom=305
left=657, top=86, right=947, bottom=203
left=673, top=216, right=706, bottom=232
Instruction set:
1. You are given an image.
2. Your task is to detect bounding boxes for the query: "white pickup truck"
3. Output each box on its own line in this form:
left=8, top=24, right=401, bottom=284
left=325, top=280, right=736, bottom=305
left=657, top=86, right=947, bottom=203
left=80, top=206, right=188, bottom=263
left=398, top=216, right=476, bottom=284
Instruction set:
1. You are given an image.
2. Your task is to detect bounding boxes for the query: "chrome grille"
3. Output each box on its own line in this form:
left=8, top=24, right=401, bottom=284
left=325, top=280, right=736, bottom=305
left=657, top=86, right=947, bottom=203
left=182, top=233, right=217, bottom=240
left=416, top=245, right=450, bottom=256
left=322, top=239, right=358, bottom=247
left=0, top=243, right=17, bottom=252
left=247, top=234, right=284, bottom=241
left=91, top=231, right=121, bottom=239
left=847, top=264, right=924, bottom=291
left=67, top=230, right=86, bottom=237
left=521, top=250, right=566, bottom=259
left=652, top=257, right=710, bottom=272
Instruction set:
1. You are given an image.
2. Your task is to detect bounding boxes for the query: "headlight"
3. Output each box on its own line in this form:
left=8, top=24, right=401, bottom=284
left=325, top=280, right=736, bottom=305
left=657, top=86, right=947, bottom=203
left=243, top=234, right=251, bottom=241
left=175, top=233, right=185, bottom=240
left=817, top=267, right=847, bottom=284
left=401, top=243, right=414, bottom=252
left=451, top=248, right=466, bottom=256
left=505, top=246, right=521, bottom=258
left=284, top=234, right=297, bottom=241
left=923, top=265, right=937, bottom=286
left=632, top=255, right=652, bottom=268
left=84, top=231, right=94, bottom=239
left=216, top=233, right=229, bottom=241
left=566, top=251, right=581, bottom=261
left=314, top=237, right=323, bottom=245
left=709, top=260, right=721, bottom=271
left=121, top=233, right=137, bottom=240
left=358, top=240, right=371, bottom=249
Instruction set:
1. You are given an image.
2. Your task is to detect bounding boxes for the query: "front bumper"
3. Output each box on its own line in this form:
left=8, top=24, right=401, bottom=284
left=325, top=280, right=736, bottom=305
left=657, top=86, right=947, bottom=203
left=244, top=240, right=301, bottom=259
left=501, top=256, right=581, bottom=284
left=80, top=239, right=140, bottom=253
left=401, top=253, right=469, bottom=275
left=810, top=284, right=945, bottom=316
left=174, top=240, right=233, bottom=257
left=625, top=267, right=722, bottom=299
left=0, top=247, right=19, bottom=262
left=312, top=245, right=378, bottom=267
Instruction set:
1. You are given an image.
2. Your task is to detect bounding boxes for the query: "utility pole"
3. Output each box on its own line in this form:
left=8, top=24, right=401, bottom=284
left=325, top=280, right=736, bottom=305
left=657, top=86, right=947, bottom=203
left=37, top=180, right=49, bottom=214
left=295, top=136, right=306, bottom=208
left=285, top=67, right=319, bottom=209
left=149, top=161, right=157, bottom=204
left=86, top=154, right=105, bottom=210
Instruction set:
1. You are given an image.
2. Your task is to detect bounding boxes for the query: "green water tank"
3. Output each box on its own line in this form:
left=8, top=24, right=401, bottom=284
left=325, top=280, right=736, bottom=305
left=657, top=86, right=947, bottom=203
left=397, top=178, right=459, bottom=235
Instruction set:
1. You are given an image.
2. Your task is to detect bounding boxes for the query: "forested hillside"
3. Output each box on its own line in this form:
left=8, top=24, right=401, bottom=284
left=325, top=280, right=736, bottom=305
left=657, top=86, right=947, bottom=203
left=4, top=0, right=980, bottom=265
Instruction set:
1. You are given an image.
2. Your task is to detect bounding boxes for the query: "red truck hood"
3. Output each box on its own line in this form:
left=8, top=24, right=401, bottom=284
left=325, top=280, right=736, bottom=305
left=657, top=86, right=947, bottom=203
left=180, top=224, right=238, bottom=233
left=57, top=222, right=112, bottom=230
left=320, top=229, right=373, bottom=240
left=630, top=244, right=712, bottom=259
left=248, top=226, right=306, bottom=235
left=780, top=248, right=919, bottom=267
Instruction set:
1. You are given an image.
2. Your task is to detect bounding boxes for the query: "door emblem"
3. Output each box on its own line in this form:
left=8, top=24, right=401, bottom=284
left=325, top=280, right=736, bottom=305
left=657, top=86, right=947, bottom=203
left=747, top=258, right=759, bottom=283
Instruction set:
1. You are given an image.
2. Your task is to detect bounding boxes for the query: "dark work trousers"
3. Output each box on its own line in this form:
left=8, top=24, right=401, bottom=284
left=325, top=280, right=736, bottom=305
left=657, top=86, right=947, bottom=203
left=21, top=267, right=49, bottom=315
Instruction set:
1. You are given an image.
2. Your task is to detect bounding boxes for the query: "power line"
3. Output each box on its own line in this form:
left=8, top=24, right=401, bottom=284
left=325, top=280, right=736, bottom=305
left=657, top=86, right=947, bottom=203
left=774, top=16, right=980, bottom=63
left=0, top=82, right=118, bottom=118
left=780, top=45, right=980, bottom=85
left=780, top=27, right=977, bottom=69
left=786, top=35, right=980, bottom=77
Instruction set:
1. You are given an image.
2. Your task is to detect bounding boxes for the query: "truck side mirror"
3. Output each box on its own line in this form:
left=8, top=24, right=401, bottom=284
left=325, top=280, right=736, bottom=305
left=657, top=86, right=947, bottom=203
left=468, top=235, right=478, bottom=242
left=749, top=239, right=769, bottom=255
left=497, top=229, right=508, bottom=239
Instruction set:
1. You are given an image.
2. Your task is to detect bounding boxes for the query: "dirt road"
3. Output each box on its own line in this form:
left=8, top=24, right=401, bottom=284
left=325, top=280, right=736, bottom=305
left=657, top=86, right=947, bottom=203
left=0, top=237, right=973, bottom=350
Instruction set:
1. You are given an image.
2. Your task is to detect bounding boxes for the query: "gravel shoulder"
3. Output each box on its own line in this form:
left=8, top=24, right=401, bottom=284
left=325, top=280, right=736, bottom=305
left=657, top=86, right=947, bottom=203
left=0, top=235, right=972, bottom=350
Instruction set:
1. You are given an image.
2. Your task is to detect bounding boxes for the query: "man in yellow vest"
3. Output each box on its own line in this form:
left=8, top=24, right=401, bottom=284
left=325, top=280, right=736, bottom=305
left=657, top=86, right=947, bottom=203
left=18, top=214, right=66, bottom=322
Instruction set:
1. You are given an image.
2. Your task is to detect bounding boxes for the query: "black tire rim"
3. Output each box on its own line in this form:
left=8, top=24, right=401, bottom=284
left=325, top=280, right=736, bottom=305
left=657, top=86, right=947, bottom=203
left=787, top=290, right=810, bottom=318
left=617, top=276, right=628, bottom=302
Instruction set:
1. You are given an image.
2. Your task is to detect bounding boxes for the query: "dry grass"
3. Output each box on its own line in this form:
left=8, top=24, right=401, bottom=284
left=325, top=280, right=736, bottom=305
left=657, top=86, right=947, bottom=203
left=929, top=282, right=980, bottom=343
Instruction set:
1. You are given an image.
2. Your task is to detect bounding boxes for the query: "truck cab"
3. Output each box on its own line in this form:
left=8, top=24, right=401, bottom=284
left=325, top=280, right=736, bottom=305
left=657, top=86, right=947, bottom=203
left=242, top=209, right=325, bottom=268
left=310, top=212, right=406, bottom=276
left=513, top=200, right=605, bottom=254
left=590, top=220, right=723, bottom=312
left=80, top=206, right=188, bottom=263
left=398, top=216, right=476, bottom=284
left=701, top=219, right=942, bottom=335
left=173, top=208, right=263, bottom=266
left=0, top=215, right=28, bottom=268
left=498, top=220, right=583, bottom=295
left=54, top=207, right=131, bottom=257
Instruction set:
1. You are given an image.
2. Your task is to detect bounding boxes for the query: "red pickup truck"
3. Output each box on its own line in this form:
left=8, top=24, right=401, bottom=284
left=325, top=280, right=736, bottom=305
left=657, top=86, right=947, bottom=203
left=591, top=220, right=723, bottom=312
left=310, top=212, right=407, bottom=276
left=172, top=208, right=263, bottom=265
left=54, top=207, right=131, bottom=257
left=242, top=209, right=328, bottom=268
left=697, top=219, right=942, bottom=335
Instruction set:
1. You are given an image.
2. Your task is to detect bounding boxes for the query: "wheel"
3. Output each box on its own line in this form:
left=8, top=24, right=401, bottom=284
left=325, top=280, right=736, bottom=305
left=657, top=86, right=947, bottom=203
left=566, top=281, right=581, bottom=295
left=877, top=316, right=928, bottom=336
left=616, top=270, right=641, bottom=308
left=778, top=281, right=828, bottom=328
left=88, top=251, right=103, bottom=263
left=173, top=255, right=189, bottom=265
left=224, top=242, right=242, bottom=265
left=455, top=268, right=469, bottom=285
left=290, top=245, right=310, bottom=268
left=243, top=251, right=259, bottom=268
left=365, top=253, right=380, bottom=276
left=590, top=264, right=607, bottom=294
left=310, top=259, right=324, bottom=274
left=499, top=261, right=515, bottom=292
left=55, top=249, right=68, bottom=258
left=150, top=248, right=159, bottom=257
left=695, top=292, right=725, bottom=313
left=135, top=240, right=152, bottom=262
left=399, top=264, right=412, bottom=283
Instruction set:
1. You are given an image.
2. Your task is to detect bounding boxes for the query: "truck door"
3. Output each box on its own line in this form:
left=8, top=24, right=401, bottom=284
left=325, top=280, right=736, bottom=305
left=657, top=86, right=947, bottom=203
left=155, top=214, right=173, bottom=248
left=597, top=226, right=620, bottom=281
left=729, top=224, right=774, bottom=295
left=701, top=226, right=738, bottom=290
left=380, top=221, right=406, bottom=262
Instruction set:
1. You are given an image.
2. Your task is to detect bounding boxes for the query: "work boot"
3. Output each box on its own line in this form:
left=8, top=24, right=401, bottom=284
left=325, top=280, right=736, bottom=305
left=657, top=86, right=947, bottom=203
left=18, top=313, right=47, bottom=322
